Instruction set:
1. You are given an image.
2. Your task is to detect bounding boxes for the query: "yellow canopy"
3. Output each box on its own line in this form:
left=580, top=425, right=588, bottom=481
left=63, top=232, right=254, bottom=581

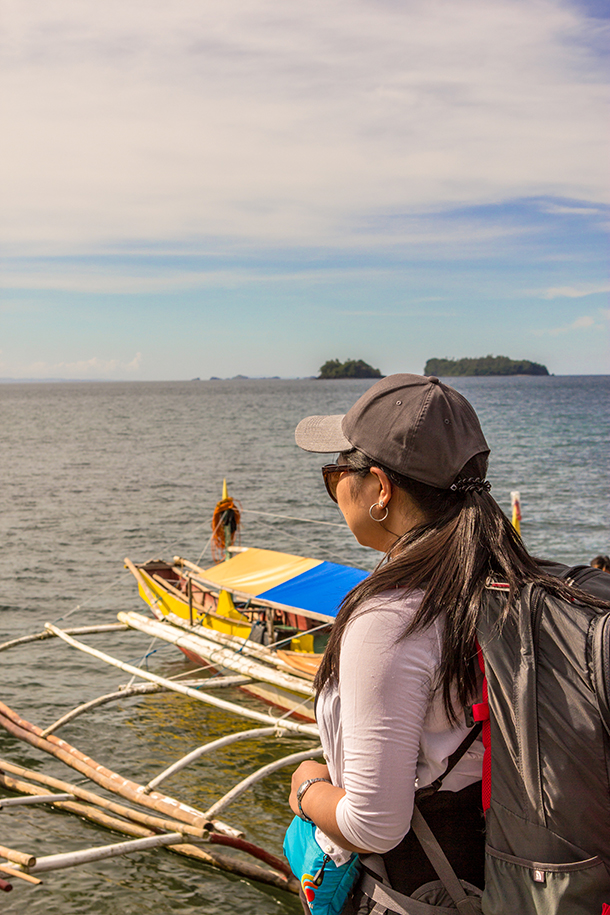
left=202, top=549, right=320, bottom=596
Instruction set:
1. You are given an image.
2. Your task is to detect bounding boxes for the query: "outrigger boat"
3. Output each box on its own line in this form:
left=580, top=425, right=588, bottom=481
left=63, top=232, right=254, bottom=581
left=0, top=484, right=367, bottom=898
left=0, top=483, right=527, bottom=899
left=123, top=483, right=368, bottom=723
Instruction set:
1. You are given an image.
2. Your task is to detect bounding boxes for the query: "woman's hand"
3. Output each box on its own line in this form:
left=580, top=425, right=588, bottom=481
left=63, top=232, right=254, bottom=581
left=288, top=759, right=368, bottom=854
left=289, top=759, right=331, bottom=817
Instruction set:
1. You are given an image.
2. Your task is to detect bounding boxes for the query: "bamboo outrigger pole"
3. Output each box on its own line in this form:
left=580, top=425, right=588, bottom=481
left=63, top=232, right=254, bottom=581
left=0, top=762, right=221, bottom=840
left=0, top=623, right=128, bottom=653
left=45, top=621, right=318, bottom=737
left=118, top=610, right=315, bottom=699
left=40, top=675, right=250, bottom=738
left=203, top=746, right=324, bottom=820
left=0, top=865, right=40, bottom=885
left=22, top=833, right=198, bottom=874
left=0, top=844, right=36, bottom=868
left=138, top=591, right=314, bottom=676
left=0, top=767, right=293, bottom=883
left=144, top=726, right=281, bottom=793
left=0, top=760, right=298, bottom=891
left=0, top=702, right=216, bottom=833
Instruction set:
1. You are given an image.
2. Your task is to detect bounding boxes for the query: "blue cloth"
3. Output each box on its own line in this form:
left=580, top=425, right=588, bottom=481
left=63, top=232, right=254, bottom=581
left=260, top=562, right=368, bottom=619
left=284, top=816, right=360, bottom=914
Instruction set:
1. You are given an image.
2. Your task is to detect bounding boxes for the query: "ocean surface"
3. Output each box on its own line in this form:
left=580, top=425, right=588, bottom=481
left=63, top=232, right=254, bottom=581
left=0, top=375, right=608, bottom=914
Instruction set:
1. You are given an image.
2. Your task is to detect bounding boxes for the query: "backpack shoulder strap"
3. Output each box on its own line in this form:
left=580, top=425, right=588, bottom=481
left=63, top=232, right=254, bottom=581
left=415, top=723, right=482, bottom=802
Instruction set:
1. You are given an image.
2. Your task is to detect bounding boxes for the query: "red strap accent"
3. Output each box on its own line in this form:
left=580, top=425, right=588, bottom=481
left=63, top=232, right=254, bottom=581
left=476, top=642, right=492, bottom=812
left=470, top=702, right=489, bottom=722
left=601, top=905, right=610, bottom=915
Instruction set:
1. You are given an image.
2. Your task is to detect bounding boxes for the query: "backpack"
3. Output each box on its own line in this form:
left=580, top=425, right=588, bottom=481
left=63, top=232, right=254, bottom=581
left=476, top=564, right=610, bottom=915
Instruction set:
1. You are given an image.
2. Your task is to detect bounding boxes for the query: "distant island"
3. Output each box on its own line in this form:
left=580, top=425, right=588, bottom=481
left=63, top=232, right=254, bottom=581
left=318, top=359, right=383, bottom=379
left=424, top=356, right=549, bottom=377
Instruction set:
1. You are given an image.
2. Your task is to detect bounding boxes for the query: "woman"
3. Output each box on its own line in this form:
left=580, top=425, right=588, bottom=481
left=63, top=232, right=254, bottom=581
left=287, top=373, right=592, bottom=913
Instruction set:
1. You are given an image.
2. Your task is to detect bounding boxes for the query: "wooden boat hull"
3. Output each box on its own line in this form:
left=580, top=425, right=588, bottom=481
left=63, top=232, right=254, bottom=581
left=131, top=568, right=319, bottom=722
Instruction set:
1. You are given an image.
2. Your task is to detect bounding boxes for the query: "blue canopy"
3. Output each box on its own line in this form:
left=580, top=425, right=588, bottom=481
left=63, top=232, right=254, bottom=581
left=258, top=560, right=369, bottom=619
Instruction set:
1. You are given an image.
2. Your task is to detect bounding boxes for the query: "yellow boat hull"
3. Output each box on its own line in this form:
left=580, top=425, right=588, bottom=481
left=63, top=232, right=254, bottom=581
left=134, top=568, right=319, bottom=722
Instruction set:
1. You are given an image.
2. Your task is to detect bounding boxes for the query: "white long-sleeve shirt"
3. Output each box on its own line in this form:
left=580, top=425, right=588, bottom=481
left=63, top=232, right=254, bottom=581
left=316, top=589, right=484, bottom=855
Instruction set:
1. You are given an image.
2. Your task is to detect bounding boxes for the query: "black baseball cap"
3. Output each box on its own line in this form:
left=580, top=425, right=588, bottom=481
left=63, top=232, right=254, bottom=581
left=295, top=374, right=489, bottom=489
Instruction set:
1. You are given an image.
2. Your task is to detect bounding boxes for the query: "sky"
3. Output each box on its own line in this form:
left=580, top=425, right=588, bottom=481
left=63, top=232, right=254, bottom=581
left=1, top=0, right=608, bottom=380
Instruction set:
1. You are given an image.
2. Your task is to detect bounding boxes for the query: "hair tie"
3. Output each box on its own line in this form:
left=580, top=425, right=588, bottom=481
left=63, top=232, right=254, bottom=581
left=450, top=477, right=491, bottom=494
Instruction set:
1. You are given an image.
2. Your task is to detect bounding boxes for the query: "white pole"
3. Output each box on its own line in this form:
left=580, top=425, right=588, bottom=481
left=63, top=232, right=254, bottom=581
left=25, top=833, right=192, bottom=874
left=204, top=746, right=324, bottom=819
left=119, top=611, right=314, bottom=697
left=45, top=623, right=319, bottom=738
left=41, top=676, right=249, bottom=737
left=145, top=727, right=279, bottom=792
left=0, top=794, right=74, bottom=807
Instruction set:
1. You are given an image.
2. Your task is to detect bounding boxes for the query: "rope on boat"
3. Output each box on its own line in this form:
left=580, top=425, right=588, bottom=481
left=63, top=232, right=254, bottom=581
left=194, top=529, right=215, bottom=564
left=267, top=620, right=330, bottom=650
left=52, top=572, right=133, bottom=625
left=242, top=508, right=373, bottom=566
left=124, top=634, right=160, bottom=686
left=242, top=508, right=348, bottom=528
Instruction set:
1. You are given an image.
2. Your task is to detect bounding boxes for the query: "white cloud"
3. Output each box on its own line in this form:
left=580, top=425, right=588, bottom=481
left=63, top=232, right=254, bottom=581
left=2, top=0, right=608, bottom=253
left=532, top=315, right=596, bottom=336
left=0, top=217, right=536, bottom=294
left=24, top=354, right=144, bottom=378
left=541, top=282, right=610, bottom=299
left=337, top=308, right=456, bottom=318
left=571, top=316, right=595, bottom=329
left=543, top=204, right=604, bottom=216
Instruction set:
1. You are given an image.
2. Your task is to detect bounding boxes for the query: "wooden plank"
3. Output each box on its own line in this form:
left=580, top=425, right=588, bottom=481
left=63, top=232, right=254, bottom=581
left=0, top=864, right=41, bottom=885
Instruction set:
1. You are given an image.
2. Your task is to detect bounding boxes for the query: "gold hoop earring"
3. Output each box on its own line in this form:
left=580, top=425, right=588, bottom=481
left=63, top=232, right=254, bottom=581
left=369, top=501, right=389, bottom=522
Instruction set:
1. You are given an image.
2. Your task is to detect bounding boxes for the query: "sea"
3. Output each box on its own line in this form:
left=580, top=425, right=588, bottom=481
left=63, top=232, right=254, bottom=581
left=0, top=375, right=608, bottom=915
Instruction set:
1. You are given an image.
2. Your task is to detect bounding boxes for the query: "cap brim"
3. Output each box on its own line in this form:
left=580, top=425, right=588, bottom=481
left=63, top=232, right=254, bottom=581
left=295, top=415, right=352, bottom=453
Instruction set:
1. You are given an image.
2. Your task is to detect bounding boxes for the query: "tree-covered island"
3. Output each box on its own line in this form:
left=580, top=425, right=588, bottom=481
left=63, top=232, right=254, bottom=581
left=424, top=356, right=549, bottom=377
left=318, top=359, right=383, bottom=379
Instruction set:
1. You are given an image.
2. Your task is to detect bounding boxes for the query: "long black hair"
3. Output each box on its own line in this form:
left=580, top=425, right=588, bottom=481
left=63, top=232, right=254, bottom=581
left=314, top=448, right=608, bottom=722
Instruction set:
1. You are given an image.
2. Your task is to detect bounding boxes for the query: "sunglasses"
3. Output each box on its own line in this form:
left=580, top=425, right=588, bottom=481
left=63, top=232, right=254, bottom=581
left=321, top=463, right=362, bottom=503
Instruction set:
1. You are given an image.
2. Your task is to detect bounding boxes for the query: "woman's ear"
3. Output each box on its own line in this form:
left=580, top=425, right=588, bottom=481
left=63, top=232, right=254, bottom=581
left=369, top=467, right=393, bottom=507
